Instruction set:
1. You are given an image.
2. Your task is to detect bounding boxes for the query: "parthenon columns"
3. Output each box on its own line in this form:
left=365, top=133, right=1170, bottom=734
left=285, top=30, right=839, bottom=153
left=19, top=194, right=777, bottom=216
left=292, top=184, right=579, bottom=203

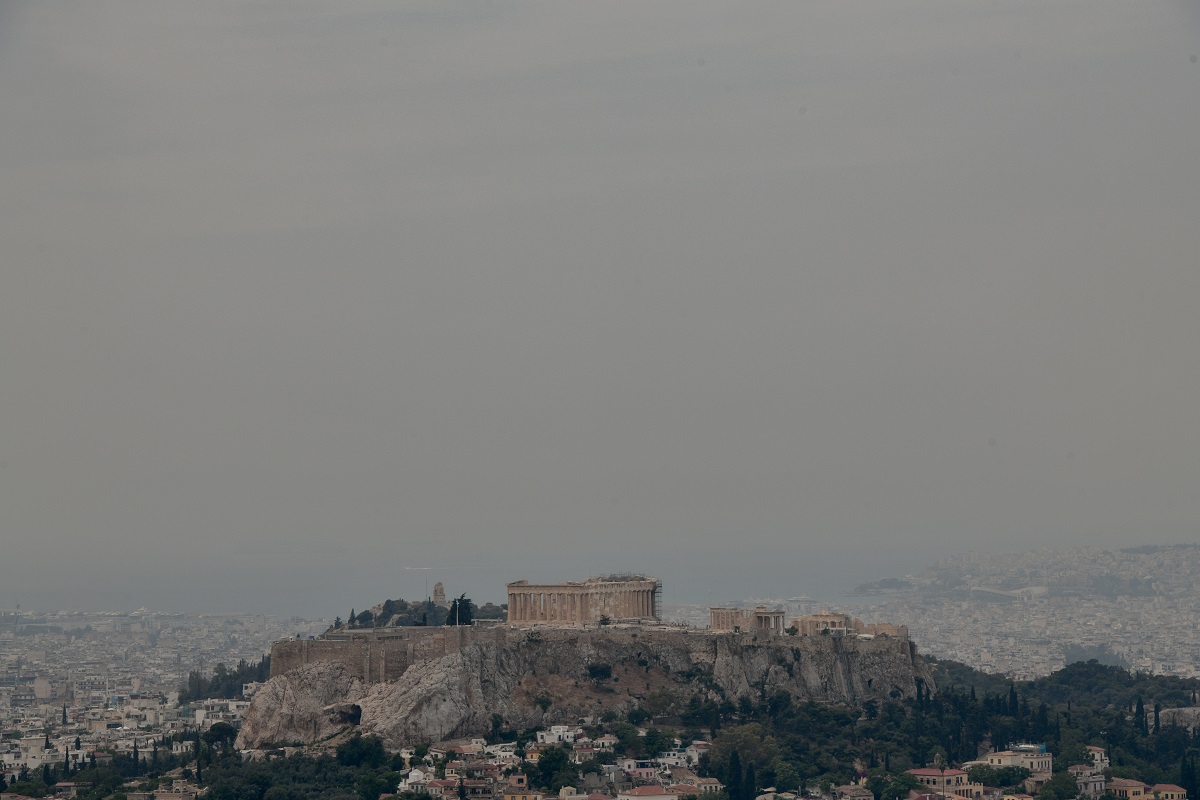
left=506, top=577, right=659, bottom=625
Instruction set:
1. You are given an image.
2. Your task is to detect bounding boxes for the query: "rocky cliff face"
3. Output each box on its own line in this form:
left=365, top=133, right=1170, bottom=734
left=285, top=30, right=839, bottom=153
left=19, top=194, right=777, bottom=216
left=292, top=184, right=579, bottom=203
left=237, top=628, right=933, bottom=749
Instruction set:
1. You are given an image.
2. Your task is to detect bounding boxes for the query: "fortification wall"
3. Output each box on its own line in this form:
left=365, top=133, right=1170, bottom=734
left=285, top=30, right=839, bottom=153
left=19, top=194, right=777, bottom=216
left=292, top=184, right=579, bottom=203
left=271, top=626, right=508, bottom=683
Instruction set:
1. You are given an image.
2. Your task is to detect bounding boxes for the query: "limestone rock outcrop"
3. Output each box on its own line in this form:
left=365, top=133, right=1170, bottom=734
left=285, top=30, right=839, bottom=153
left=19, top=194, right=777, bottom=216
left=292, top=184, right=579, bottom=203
left=236, top=660, right=366, bottom=748
left=237, top=628, right=933, bottom=749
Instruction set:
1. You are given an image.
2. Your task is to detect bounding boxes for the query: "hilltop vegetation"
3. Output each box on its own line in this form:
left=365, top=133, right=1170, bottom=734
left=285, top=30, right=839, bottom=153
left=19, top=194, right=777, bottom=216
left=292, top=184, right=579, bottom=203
left=335, top=597, right=507, bottom=630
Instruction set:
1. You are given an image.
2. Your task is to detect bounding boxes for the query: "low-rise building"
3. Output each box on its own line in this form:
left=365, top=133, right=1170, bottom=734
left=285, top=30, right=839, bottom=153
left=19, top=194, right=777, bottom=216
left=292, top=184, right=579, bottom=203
left=986, top=745, right=1052, bottom=794
left=1067, top=765, right=1105, bottom=799
left=905, top=769, right=986, bottom=799
left=1108, top=779, right=1150, bottom=800
left=617, top=788, right=677, bottom=800
left=1152, top=786, right=1187, bottom=800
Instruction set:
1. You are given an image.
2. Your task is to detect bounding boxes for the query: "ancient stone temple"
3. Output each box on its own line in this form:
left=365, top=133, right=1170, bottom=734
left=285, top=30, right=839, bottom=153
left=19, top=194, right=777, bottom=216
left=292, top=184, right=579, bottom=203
left=709, top=606, right=786, bottom=633
left=506, top=576, right=660, bottom=624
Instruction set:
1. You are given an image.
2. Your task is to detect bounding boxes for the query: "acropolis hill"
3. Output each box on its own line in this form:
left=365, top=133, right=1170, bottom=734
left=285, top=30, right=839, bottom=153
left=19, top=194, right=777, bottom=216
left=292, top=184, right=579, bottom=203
left=243, top=577, right=929, bottom=748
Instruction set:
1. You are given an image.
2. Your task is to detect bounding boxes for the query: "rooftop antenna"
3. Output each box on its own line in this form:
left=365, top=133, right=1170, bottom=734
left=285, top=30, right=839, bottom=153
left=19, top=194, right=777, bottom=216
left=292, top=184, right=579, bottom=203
left=405, top=567, right=432, bottom=603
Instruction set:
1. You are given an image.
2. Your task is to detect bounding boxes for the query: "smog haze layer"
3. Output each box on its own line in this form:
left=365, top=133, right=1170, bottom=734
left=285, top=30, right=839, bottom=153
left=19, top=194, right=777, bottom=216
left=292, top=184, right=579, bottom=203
left=2, top=1, right=1199, bottom=616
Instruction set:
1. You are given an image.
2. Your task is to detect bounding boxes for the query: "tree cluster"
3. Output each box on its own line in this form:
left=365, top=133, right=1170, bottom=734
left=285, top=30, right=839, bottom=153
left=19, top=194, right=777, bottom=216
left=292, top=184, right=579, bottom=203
left=179, top=656, right=271, bottom=703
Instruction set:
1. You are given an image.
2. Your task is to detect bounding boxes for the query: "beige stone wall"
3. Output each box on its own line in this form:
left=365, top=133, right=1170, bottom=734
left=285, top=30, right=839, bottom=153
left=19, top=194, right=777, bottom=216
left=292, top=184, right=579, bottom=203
left=506, top=577, right=659, bottom=624
left=863, top=622, right=909, bottom=640
left=270, top=627, right=503, bottom=681
left=790, top=613, right=908, bottom=640
left=792, top=611, right=860, bottom=636
left=710, top=607, right=785, bottom=633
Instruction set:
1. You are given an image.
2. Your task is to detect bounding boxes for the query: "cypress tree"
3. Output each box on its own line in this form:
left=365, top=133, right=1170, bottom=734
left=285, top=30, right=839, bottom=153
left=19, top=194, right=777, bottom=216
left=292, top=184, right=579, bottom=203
left=727, top=751, right=743, bottom=800
left=745, top=763, right=757, bottom=800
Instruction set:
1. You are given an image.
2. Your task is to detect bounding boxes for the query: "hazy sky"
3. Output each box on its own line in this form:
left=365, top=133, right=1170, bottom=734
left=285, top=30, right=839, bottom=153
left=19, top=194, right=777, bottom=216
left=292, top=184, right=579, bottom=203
left=2, top=1, right=1199, bottom=616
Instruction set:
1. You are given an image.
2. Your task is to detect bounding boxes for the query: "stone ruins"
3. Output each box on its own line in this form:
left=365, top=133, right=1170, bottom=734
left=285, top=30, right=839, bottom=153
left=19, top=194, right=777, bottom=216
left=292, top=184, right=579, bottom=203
left=506, top=575, right=660, bottom=624
left=709, top=606, right=787, bottom=633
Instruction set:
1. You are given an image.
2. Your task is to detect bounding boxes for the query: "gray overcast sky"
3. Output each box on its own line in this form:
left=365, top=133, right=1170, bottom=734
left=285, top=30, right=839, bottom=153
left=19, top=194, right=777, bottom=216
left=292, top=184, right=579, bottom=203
left=2, top=1, right=1199, bottom=616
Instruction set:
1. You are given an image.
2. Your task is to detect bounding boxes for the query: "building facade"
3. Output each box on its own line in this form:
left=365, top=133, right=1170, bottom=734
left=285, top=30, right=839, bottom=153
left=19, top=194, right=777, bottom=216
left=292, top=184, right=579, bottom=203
left=506, top=576, right=660, bottom=625
left=791, top=611, right=909, bottom=640
left=988, top=744, right=1053, bottom=794
left=709, top=606, right=786, bottom=633
left=905, top=769, right=986, bottom=799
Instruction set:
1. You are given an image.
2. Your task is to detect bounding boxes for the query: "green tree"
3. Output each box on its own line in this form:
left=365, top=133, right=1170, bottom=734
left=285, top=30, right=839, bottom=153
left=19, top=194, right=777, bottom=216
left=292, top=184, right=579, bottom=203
left=536, top=746, right=574, bottom=791
left=356, top=771, right=398, bottom=800
left=1038, top=772, right=1078, bottom=800
left=203, top=722, right=238, bottom=747
left=708, top=724, right=780, bottom=777
left=587, top=663, right=613, bottom=681
left=337, top=734, right=386, bottom=768
left=772, top=762, right=801, bottom=796
left=726, top=751, right=743, bottom=800
left=445, top=595, right=474, bottom=626
left=880, top=774, right=922, bottom=800
left=968, top=766, right=1031, bottom=788
left=7, top=782, right=48, bottom=798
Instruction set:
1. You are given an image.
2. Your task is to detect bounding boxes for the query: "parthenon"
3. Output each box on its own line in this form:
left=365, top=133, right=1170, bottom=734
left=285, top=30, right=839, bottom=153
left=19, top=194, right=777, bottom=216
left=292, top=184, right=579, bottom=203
left=506, top=576, right=660, bottom=625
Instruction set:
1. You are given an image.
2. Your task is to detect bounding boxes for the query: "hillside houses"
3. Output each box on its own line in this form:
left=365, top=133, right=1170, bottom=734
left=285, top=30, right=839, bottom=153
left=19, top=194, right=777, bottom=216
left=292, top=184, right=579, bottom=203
left=391, top=733, right=722, bottom=800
